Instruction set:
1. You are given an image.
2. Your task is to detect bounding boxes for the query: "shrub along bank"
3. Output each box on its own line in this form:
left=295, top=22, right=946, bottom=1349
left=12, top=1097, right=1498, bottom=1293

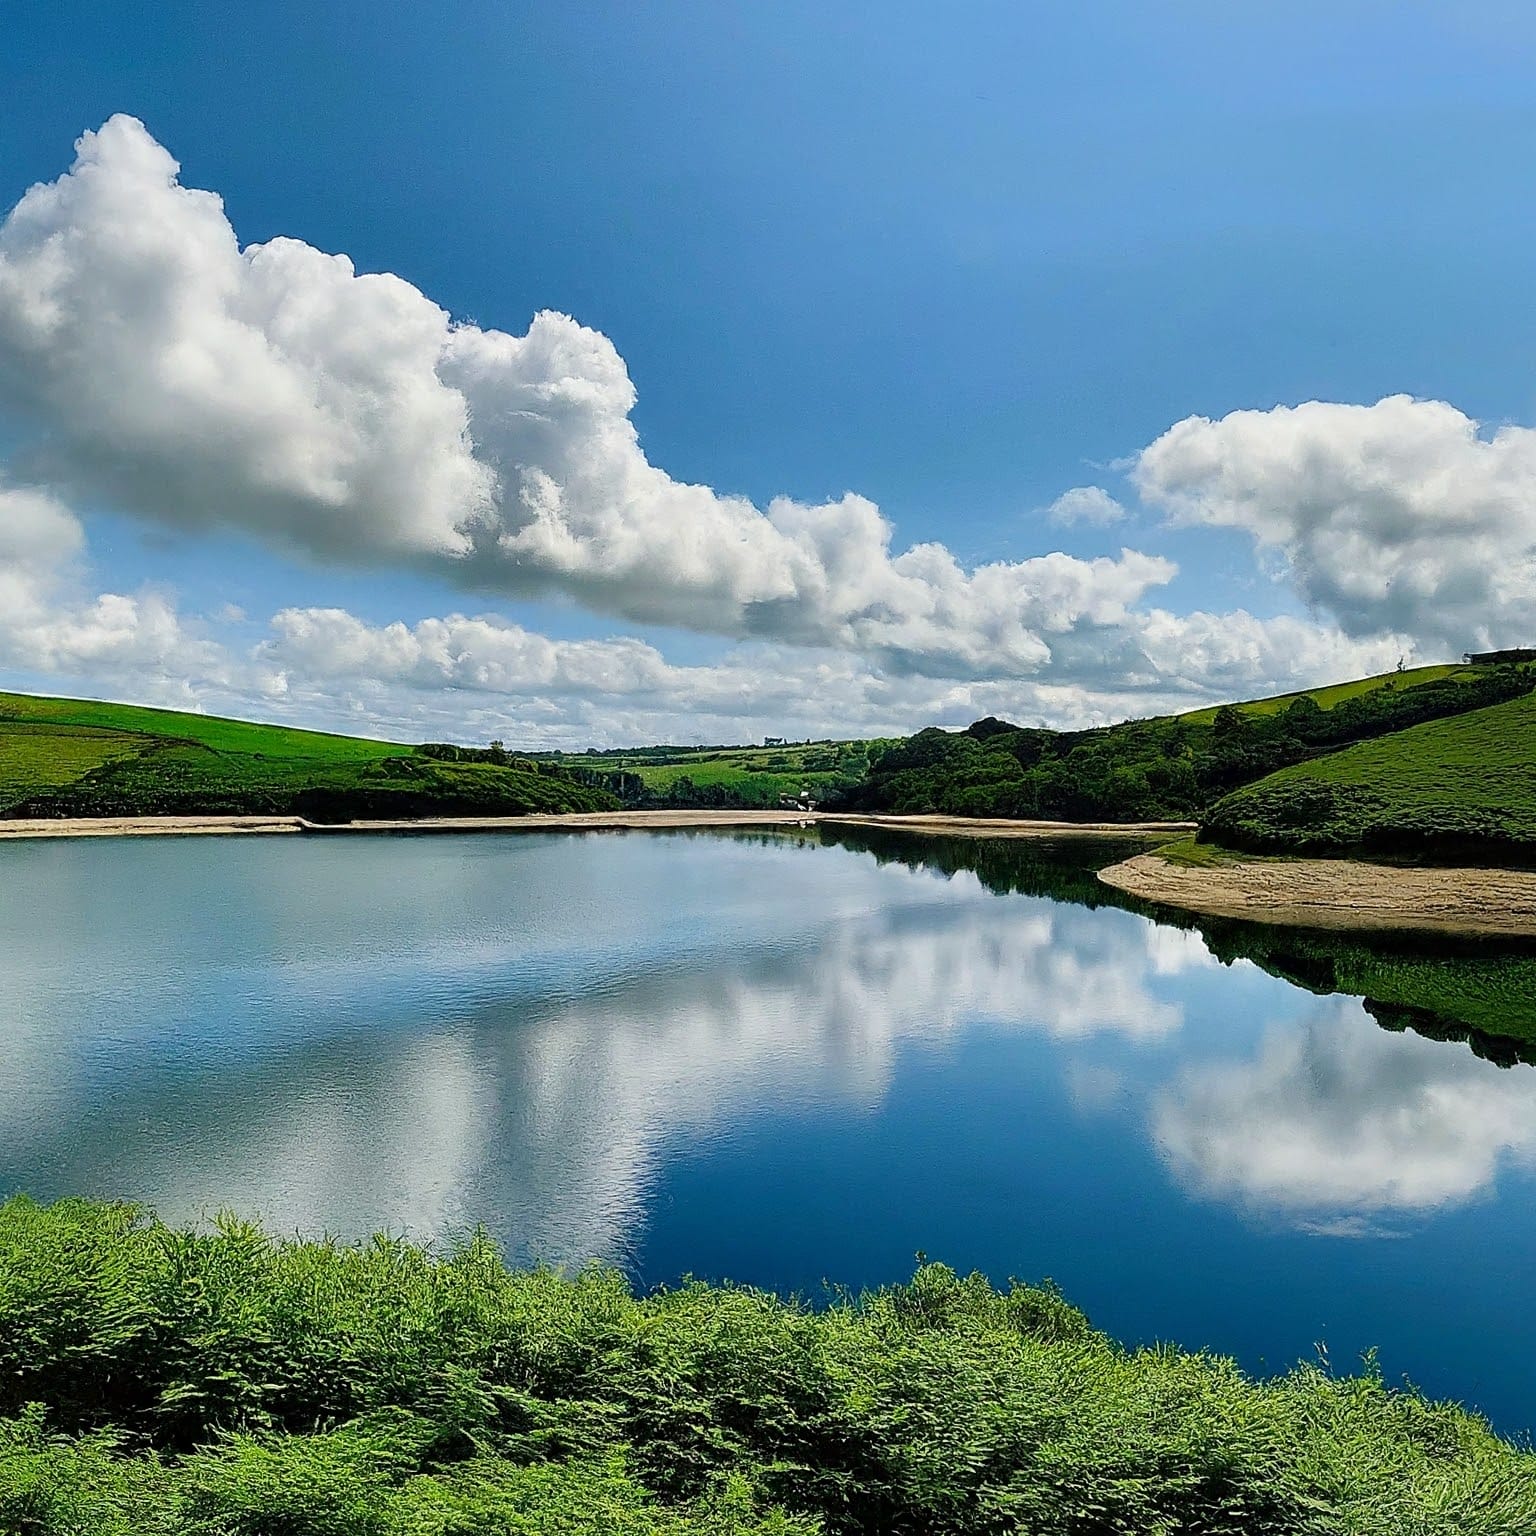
left=0, top=1198, right=1531, bottom=1535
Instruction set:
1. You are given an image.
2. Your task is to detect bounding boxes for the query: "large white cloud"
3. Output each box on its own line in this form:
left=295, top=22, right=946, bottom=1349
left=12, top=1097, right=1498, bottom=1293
left=0, top=115, right=1463, bottom=736
left=0, top=115, right=1190, bottom=682
left=0, top=470, right=1404, bottom=745
left=1136, top=394, right=1536, bottom=651
left=251, top=603, right=1407, bottom=747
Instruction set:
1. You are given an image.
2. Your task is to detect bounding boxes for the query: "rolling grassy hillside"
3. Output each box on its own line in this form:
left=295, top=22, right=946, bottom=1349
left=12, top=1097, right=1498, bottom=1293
left=845, top=662, right=1535, bottom=823
left=1202, top=688, right=1536, bottom=863
left=1177, top=661, right=1474, bottom=723
left=0, top=691, right=616, bottom=821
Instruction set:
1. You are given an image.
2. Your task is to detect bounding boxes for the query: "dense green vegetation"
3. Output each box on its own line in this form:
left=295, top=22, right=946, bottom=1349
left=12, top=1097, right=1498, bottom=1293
left=0, top=692, right=616, bottom=822
left=1201, top=689, right=1536, bottom=863
left=540, top=740, right=892, bottom=809
left=843, top=664, right=1531, bottom=823
left=2, top=1197, right=1532, bottom=1535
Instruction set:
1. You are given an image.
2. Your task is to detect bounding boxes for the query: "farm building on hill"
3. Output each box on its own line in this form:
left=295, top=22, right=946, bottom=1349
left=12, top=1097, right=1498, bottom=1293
left=1464, top=647, right=1536, bottom=665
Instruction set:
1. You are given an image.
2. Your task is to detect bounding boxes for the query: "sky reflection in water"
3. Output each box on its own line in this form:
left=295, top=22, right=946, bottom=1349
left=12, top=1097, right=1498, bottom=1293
left=1, top=827, right=1533, bottom=1431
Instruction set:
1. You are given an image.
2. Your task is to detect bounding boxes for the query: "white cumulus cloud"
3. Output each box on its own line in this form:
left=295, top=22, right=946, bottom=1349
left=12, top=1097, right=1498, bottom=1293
left=1047, top=485, right=1127, bottom=526
left=0, top=115, right=1183, bottom=682
left=1135, top=394, right=1536, bottom=653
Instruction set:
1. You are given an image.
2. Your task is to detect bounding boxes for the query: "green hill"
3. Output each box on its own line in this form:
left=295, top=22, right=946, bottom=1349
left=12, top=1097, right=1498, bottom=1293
left=0, top=691, right=617, bottom=822
left=1201, top=688, right=1536, bottom=864
left=842, top=662, right=1533, bottom=823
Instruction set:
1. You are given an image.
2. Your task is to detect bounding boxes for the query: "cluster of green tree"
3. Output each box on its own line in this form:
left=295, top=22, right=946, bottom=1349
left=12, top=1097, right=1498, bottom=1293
left=842, top=667, right=1536, bottom=822
left=9, top=742, right=616, bottom=823
left=415, top=740, right=517, bottom=765
left=3, top=1197, right=1531, bottom=1535
left=546, top=742, right=883, bottom=811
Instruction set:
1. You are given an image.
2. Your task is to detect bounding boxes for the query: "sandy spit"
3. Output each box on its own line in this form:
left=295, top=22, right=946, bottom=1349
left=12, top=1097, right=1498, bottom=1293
left=1099, top=851, right=1536, bottom=938
left=0, top=809, right=1196, bottom=843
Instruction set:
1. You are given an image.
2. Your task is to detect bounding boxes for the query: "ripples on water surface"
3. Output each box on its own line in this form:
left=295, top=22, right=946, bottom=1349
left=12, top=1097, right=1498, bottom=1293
left=2, top=826, right=1534, bottom=1432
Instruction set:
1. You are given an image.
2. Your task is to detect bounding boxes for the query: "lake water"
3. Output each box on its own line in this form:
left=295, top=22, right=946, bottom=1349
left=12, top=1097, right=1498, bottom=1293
left=2, top=826, right=1535, bottom=1434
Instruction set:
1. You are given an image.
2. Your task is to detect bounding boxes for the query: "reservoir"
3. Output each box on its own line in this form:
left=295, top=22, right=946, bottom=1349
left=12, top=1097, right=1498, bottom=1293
left=2, top=826, right=1534, bottom=1433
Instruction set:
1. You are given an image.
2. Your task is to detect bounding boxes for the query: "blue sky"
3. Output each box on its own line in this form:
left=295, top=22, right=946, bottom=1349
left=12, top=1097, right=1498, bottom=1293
left=3, top=3, right=1536, bottom=743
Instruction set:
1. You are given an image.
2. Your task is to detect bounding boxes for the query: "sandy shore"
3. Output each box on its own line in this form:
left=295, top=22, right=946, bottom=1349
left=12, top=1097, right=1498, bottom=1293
left=0, top=809, right=1195, bottom=842
left=1099, top=850, right=1536, bottom=938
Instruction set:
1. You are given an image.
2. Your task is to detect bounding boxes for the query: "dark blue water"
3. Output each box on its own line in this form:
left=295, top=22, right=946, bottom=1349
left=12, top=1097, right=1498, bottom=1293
left=1, top=826, right=1533, bottom=1434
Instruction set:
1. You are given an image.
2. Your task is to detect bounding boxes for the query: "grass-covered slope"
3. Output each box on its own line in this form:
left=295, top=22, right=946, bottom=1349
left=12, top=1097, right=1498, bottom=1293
left=1202, top=689, right=1536, bottom=863
left=844, top=663, right=1532, bottom=823
left=2, top=1198, right=1532, bottom=1536
left=0, top=691, right=617, bottom=822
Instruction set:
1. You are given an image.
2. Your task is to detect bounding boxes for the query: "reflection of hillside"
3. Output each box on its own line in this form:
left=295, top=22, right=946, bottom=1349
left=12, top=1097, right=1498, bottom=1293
left=1192, top=920, right=1536, bottom=1066
left=815, top=825, right=1162, bottom=908
left=818, top=827, right=1536, bottom=1063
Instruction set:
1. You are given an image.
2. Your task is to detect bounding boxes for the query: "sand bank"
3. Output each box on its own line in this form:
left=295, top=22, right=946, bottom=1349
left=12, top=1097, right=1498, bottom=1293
left=0, top=809, right=1194, bottom=842
left=1099, top=850, right=1536, bottom=938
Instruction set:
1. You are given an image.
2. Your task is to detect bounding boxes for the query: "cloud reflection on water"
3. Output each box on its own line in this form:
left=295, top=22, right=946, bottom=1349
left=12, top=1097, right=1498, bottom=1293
left=0, top=831, right=1532, bottom=1260
left=1154, top=997, right=1536, bottom=1231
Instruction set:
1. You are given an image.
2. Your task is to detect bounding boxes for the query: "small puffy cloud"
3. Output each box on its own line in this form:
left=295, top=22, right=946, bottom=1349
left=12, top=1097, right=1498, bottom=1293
left=1135, top=394, right=1536, bottom=652
left=0, top=483, right=220, bottom=693
left=1046, top=485, right=1127, bottom=527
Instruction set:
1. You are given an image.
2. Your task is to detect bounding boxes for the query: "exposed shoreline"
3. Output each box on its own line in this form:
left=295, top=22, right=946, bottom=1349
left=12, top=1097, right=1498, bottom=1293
left=1099, top=849, right=1536, bottom=938
left=0, top=809, right=1196, bottom=842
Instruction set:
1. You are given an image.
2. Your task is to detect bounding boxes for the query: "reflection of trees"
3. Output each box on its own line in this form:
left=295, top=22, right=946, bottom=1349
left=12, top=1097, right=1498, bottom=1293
left=817, top=826, right=1536, bottom=1064
left=815, top=825, right=1164, bottom=909
left=1191, top=920, right=1536, bottom=1067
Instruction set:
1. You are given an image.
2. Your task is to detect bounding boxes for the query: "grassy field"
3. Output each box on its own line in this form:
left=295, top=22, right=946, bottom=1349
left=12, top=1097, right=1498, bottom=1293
left=541, top=740, right=895, bottom=808
left=0, top=691, right=614, bottom=821
left=1202, top=688, right=1536, bottom=862
left=2, top=1197, right=1531, bottom=1535
left=1178, top=662, right=1474, bottom=724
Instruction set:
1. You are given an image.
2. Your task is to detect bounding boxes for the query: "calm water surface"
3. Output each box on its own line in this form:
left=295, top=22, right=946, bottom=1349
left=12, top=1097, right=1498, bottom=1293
left=2, top=827, right=1535, bottom=1433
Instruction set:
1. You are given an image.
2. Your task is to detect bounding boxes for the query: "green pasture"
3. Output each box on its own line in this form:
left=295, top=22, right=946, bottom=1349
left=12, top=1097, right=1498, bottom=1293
left=0, top=690, right=610, bottom=820
left=1203, top=688, right=1536, bottom=861
left=1177, top=663, right=1472, bottom=724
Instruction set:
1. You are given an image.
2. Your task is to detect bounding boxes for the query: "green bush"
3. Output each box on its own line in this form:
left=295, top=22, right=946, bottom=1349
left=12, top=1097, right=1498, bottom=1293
left=0, top=1198, right=1531, bottom=1534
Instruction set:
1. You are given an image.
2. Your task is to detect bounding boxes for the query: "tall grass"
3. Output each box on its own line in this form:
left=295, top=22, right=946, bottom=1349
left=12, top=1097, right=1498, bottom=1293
left=0, top=1198, right=1531, bottom=1533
